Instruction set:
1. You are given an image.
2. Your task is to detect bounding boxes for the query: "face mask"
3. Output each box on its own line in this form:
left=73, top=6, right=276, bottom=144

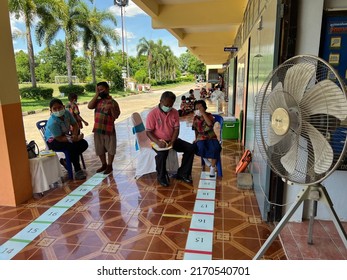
left=194, top=110, right=201, bottom=117
left=161, top=105, right=172, bottom=112
left=99, top=91, right=108, bottom=99
left=53, top=109, right=65, bottom=117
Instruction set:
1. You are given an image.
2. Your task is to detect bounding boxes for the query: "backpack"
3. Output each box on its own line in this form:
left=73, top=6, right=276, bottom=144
left=236, top=149, right=252, bottom=174
left=27, top=140, right=39, bottom=159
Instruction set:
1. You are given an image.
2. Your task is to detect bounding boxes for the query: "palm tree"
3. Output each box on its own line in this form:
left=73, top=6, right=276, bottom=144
left=136, top=37, right=155, bottom=80
left=163, top=48, right=177, bottom=80
left=79, top=5, right=120, bottom=84
left=8, top=0, right=54, bottom=88
left=36, top=0, right=91, bottom=86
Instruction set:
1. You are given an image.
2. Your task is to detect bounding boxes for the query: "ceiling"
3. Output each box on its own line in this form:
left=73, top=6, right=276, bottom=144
left=132, top=0, right=248, bottom=66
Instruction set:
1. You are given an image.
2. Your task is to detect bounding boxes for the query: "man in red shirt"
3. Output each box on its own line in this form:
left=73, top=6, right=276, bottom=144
left=146, top=91, right=195, bottom=187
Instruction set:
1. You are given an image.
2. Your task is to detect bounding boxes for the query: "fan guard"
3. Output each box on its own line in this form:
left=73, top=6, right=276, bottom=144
left=254, top=55, right=347, bottom=185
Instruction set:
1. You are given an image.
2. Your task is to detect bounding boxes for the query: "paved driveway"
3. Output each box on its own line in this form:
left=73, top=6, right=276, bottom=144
left=23, top=84, right=196, bottom=150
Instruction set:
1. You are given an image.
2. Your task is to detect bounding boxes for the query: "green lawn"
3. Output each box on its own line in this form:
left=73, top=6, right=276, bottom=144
left=19, top=81, right=194, bottom=112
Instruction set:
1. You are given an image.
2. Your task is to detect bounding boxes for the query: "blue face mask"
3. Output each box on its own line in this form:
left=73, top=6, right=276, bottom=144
left=53, top=109, right=65, bottom=117
left=161, top=105, right=172, bottom=112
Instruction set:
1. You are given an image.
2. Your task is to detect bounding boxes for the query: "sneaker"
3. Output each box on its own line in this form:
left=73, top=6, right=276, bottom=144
left=96, top=164, right=107, bottom=173
left=75, top=170, right=86, bottom=180
left=209, top=166, right=216, bottom=178
left=103, top=165, right=113, bottom=174
left=203, top=158, right=212, bottom=167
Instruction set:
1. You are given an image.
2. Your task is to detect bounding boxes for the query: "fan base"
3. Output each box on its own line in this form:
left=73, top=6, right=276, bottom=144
left=253, top=184, right=347, bottom=259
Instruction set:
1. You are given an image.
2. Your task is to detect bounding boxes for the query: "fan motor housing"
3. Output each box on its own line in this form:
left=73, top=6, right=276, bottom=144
left=271, top=108, right=290, bottom=136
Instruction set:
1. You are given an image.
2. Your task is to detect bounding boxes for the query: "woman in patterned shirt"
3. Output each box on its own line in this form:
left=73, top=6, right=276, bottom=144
left=192, top=100, right=221, bottom=177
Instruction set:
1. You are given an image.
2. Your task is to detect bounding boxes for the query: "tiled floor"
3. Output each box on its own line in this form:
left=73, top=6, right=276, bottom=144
left=1, top=106, right=346, bottom=260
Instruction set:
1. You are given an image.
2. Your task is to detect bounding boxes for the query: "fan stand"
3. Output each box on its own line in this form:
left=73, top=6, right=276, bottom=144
left=253, top=184, right=347, bottom=260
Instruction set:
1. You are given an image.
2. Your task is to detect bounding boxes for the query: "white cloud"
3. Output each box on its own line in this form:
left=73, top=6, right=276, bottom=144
left=14, top=48, right=27, bottom=53
left=11, top=26, right=24, bottom=39
left=10, top=13, right=24, bottom=24
left=74, top=40, right=84, bottom=52
left=171, top=45, right=188, bottom=57
left=115, top=27, right=135, bottom=39
left=109, top=0, right=145, bottom=17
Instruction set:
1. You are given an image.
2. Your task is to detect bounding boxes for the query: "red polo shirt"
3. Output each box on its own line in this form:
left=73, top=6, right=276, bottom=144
left=146, top=105, right=179, bottom=141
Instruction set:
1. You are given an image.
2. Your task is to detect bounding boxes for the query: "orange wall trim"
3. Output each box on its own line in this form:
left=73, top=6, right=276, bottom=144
left=0, top=103, right=32, bottom=206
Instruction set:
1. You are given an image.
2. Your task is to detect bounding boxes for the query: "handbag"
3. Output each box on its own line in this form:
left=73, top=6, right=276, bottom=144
left=26, top=140, right=39, bottom=159
left=235, top=149, right=252, bottom=174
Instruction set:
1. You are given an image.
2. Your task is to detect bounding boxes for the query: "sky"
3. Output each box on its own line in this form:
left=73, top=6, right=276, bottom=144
left=10, top=0, right=187, bottom=58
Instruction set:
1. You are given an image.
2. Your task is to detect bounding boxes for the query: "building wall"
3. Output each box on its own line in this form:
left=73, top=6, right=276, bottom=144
left=284, top=0, right=347, bottom=221
left=234, top=0, right=277, bottom=220
left=237, top=0, right=347, bottom=221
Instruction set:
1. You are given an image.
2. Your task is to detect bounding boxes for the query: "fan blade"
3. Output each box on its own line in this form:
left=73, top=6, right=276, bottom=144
left=303, top=120, right=333, bottom=174
left=280, top=142, right=298, bottom=174
left=300, top=79, right=347, bottom=120
left=284, top=63, right=316, bottom=103
left=266, top=82, right=287, bottom=114
left=267, top=125, right=283, bottom=146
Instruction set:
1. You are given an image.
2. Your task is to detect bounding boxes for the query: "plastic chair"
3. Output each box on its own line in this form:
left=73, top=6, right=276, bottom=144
left=131, top=112, right=179, bottom=179
left=36, top=120, right=86, bottom=180
left=200, top=114, right=223, bottom=177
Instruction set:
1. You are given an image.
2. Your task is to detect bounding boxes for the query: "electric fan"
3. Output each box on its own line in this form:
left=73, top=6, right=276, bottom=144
left=253, top=55, right=347, bottom=259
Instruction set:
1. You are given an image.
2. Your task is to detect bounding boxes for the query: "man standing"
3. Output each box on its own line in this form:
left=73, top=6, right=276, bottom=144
left=146, top=91, right=195, bottom=187
left=88, top=81, right=121, bottom=174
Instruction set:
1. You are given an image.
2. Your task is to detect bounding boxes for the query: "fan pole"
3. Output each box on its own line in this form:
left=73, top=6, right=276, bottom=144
left=253, top=184, right=347, bottom=260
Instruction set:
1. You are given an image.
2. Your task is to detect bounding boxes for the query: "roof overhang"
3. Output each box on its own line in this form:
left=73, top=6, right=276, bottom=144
left=132, top=0, right=247, bottom=67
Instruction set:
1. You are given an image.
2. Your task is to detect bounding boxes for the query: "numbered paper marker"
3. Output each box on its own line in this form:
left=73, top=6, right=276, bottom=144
left=83, top=176, right=105, bottom=186
left=0, top=241, right=28, bottom=260
left=11, top=222, right=51, bottom=242
left=193, top=200, right=215, bottom=214
left=184, top=252, right=212, bottom=260
left=69, top=185, right=94, bottom=196
left=55, top=195, right=82, bottom=208
left=185, top=230, right=213, bottom=253
left=190, top=214, right=214, bottom=231
left=198, top=179, right=216, bottom=189
left=196, top=189, right=215, bottom=200
left=35, top=207, right=68, bottom=223
left=200, top=171, right=217, bottom=180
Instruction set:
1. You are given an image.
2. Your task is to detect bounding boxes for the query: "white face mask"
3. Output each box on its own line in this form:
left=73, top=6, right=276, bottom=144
left=53, top=109, right=65, bottom=117
left=161, top=105, right=172, bottom=112
left=194, top=110, right=201, bottom=117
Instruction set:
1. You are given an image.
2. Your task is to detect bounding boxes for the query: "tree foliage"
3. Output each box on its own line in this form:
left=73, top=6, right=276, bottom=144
left=15, top=50, right=30, bottom=83
left=179, top=51, right=205, bottom=75
left=11, top=1, right=206, bottom=89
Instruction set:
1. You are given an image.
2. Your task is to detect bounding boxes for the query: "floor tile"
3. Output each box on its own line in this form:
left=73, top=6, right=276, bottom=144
left=2, top=104, right=346, bottom=260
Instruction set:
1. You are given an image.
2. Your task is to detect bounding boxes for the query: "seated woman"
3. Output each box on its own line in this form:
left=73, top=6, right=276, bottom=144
left=44, top=98, right=89, bottom=180
left=192, top=100, right=221, bottom=177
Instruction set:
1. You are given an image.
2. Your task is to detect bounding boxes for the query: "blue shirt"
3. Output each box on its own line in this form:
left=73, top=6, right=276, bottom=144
left=44, top=109, right=77, bottom=142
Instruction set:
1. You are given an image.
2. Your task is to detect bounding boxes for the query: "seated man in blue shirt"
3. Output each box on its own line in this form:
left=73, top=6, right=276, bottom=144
left=44, top=98, right=88, bottom=180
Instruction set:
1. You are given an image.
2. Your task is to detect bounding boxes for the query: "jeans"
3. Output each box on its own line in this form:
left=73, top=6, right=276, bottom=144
left=47, top=139, right=88, bottom=172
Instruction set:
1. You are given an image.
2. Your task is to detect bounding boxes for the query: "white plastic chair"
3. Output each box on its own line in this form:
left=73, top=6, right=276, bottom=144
left=131, top=112, right=178, bottom=179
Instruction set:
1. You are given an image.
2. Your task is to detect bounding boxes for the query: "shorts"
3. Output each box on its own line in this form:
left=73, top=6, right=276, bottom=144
left=94, top=133, right=117, bottom=156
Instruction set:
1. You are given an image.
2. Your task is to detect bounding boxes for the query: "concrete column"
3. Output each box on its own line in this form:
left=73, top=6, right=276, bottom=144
left=0, top=1, right=33, bottom=206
